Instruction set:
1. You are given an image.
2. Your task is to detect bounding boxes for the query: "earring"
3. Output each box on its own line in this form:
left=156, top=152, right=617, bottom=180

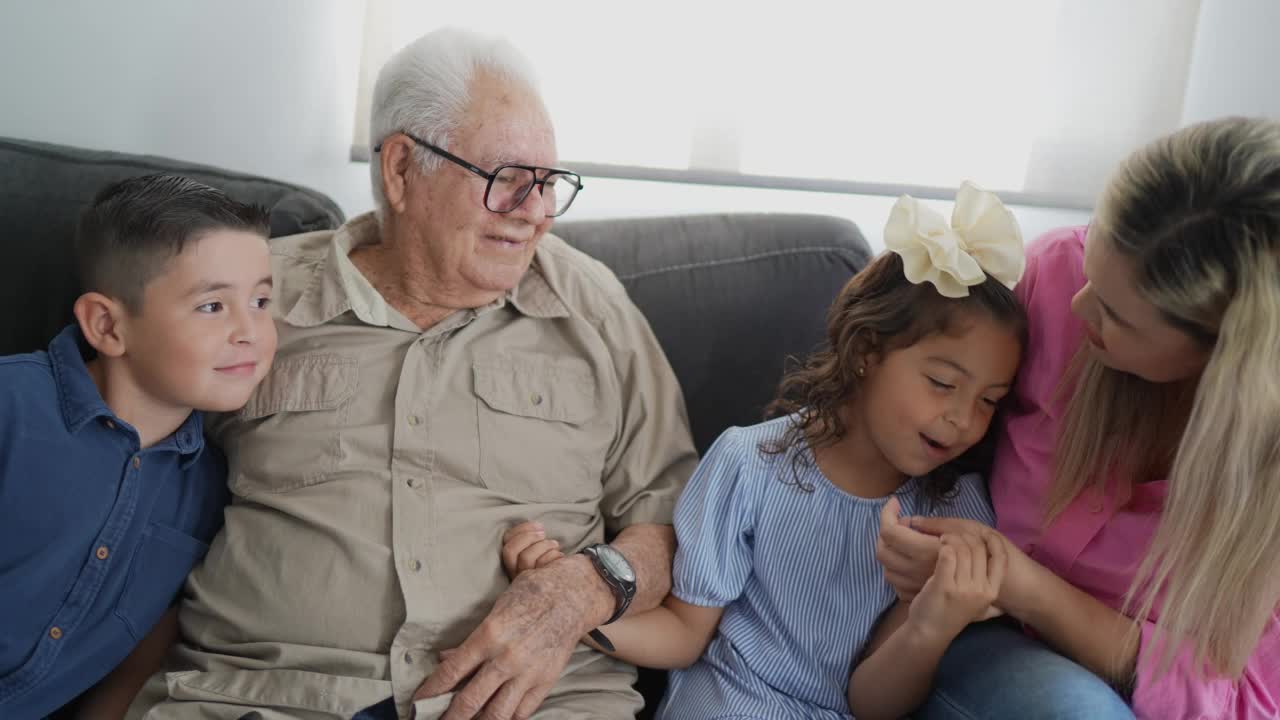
left=855, top=366, right=866, bottom=377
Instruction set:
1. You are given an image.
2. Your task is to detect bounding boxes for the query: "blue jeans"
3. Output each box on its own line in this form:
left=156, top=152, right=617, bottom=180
left=914, top=619, right=1135, bottom=720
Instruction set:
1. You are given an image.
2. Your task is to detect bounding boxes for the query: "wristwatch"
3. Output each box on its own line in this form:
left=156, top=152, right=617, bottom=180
left=580, top=544, right=636, bottom=652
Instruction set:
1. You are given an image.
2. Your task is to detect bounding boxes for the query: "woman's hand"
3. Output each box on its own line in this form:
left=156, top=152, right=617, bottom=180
left=906, top=516, right=1039, bottom=620
left=500, top=522, right=564, bottom=580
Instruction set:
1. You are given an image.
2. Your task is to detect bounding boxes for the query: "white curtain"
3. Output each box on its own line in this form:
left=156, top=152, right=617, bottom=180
left=351, top=0, right=1202, bottom=209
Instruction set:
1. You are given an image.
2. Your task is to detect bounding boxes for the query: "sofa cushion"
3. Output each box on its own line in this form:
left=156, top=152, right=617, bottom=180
left=0, top=137, right=344, bottom=355
left=555, top=213, right=872, bottom=455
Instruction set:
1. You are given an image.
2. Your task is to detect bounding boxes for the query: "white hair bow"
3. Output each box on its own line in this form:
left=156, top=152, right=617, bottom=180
left=883, top=181, right=1025, bottom=298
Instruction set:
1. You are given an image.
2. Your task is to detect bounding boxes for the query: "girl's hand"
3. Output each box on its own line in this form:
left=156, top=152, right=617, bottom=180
left=906, top=532, right=1007, bottom=643
left=500, top=522, right=563, bottom=580
left=906, top=517, right=1037, bottom=618
left=875, top=497, right=941, bottom=601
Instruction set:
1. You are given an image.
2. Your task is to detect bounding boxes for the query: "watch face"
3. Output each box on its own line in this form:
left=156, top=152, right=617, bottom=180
left=596, top=545, right=636, bottom=583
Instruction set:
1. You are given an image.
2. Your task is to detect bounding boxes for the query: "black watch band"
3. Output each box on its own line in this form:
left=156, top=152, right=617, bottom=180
left=588, top=628, right=616, bottom=652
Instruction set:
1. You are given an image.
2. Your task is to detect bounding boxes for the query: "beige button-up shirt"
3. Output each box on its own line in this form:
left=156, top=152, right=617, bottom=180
left=131, top=213, right=697, bottom=719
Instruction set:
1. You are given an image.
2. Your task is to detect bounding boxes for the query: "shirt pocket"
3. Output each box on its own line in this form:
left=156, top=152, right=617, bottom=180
left=473, top=354, right=603, bottom=503
left=229, top=354, right=357, bottom=497
left=114, top=522, right=209, bottom=642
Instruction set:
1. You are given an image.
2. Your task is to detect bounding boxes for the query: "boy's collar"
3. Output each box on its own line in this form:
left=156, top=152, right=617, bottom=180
left=47, top=324, right=206, bottom=463
left=48, top=324, right=114, bottom=434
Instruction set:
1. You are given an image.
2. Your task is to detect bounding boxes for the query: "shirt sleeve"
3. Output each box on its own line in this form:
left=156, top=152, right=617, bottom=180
left=670, top=427, right=756, bottom=608
left=594, top=283, right=700, bottom=534
left=1131, top=608, right=1280, bottom=719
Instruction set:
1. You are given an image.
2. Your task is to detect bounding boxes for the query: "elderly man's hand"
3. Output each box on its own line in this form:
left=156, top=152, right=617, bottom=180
left=414, top=554, right=610, bottom=720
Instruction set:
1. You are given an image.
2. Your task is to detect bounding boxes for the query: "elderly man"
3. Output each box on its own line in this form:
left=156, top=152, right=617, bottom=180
left=128, top=27, right=697, bottom=720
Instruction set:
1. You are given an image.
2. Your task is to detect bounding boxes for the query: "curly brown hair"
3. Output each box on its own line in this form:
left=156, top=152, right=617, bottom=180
left=762, top=251, right=1028, bottom=506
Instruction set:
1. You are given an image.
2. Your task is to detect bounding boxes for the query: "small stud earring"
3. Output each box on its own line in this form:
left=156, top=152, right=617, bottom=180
left=856, top=366, right=866, bottom=377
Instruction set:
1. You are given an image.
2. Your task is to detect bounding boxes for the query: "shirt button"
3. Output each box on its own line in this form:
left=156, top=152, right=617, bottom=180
left=132, top=456, right=141, bottom=469
left=407, top=477, right=424, bottom=490
left=403, top=650, right=414, bottom=664
left=95, top=546, right=110, bottom=560
left=104, top=419, right=116, bottom=430
left=407, top=414, right=421, bottom=427
left=530, top=393, right=544, bottom=406
left=49, top=627, right=63, bottom=640
left=409, top=559, right=422, bottom=572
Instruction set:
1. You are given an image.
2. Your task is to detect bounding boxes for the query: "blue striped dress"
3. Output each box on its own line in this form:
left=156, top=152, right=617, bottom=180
left=655, top=416, right=996, bottom=720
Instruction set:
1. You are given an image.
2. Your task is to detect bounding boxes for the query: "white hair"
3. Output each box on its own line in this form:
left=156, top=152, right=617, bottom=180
left=368, top=27, right=541, bottom=220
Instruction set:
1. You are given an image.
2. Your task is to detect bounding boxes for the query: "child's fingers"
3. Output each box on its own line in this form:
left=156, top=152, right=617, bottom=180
left=884, top=570, right=921, bottom=601
left=500, top=530, right=545, bottom=572
left=879, top=504, right=940, bottom=561
left=502, top=522, right=544, bottom=546
left=945, top=535, right=973, bottom=585
left=935, top=543, right=957, bottom=585
left=984, top=531, right=1008, bottom=591
left=962, top=533, right=986, bottom=587
left=534, top=548, right=564, bottom=568
left=880, top=496, right=901, bottom=528
left=876, top=542, right=921, bottom=576
left=517, top=538, right=560, bottom=571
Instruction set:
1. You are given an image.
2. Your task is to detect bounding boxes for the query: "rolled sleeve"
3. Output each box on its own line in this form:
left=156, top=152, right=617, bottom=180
left=1132, top=609, right=1280, bottom=719
left=595, top=285, right=698, bottom=533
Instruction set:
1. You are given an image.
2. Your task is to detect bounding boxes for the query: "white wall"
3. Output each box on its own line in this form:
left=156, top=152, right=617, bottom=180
left=21, top=1, right=1280, bottom=248
left=0, top=0, right=373, bottom=216
left=1181, top=0, right=1280, bottom=124
left=0, top=0, right=1094, bottom=249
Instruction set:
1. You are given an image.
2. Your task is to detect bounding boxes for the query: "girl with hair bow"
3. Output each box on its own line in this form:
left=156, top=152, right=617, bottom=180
left=502, top=183, right=1028, bottom=719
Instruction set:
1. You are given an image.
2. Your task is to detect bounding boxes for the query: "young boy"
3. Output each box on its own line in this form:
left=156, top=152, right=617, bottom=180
left=0, top=174, right=277, bottom=718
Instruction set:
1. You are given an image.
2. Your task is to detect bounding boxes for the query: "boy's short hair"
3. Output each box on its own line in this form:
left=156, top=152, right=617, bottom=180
left=75, top=174, right=270, bottom=313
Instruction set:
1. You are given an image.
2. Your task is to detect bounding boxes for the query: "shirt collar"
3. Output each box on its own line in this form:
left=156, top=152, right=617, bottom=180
left=48, top=324, right=112, bottom=434
left=47, top=324, right=206, bottom=464
left=283, top=213, right=397, bottom=329
left=283, top=212, right=570, bottom=329
left=153, top=410, right=207, bottom=468
left=510, top=251, right=571, bottom=320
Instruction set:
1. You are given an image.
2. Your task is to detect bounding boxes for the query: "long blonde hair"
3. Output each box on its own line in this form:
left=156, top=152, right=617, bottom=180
left=1052, top=117, right=1280, bottom=678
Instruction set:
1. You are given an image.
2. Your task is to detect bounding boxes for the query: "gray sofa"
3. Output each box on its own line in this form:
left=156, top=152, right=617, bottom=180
left=0, top=137, right=872, bottom=715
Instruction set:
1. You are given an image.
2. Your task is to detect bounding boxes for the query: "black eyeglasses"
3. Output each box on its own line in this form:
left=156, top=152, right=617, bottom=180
left=374, top=132, right=583, bottom=217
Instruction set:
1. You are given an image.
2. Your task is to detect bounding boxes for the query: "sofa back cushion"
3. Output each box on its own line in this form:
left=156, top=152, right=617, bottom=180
left=555, top=213, right=871, bottom=454
left=0, top=137, right=344, bottom=355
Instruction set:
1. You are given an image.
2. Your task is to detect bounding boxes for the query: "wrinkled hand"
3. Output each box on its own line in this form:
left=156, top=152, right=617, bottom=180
left=500, top=522, right=564, bottom=581
left=414, top=557, right=604, bottom=720
left=875, top=497, right=941, bottom=602
left=908, top=531, right=1007, bottom=642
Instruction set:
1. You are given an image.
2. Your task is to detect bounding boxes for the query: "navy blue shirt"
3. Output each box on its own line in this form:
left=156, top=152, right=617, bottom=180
left=0, top=325, right=229, bottom=718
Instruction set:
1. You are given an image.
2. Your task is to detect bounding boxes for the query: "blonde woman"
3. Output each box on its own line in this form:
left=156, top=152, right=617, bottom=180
left=877, top=116, right=1280, bottom=719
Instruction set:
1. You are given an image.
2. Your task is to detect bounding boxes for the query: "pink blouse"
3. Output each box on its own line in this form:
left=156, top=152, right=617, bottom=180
left=990, top=226, right=1280, bottom=719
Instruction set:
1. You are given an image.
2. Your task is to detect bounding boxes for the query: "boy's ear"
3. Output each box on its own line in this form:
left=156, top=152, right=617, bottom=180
left=73, top=292, right=128, bottom=358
